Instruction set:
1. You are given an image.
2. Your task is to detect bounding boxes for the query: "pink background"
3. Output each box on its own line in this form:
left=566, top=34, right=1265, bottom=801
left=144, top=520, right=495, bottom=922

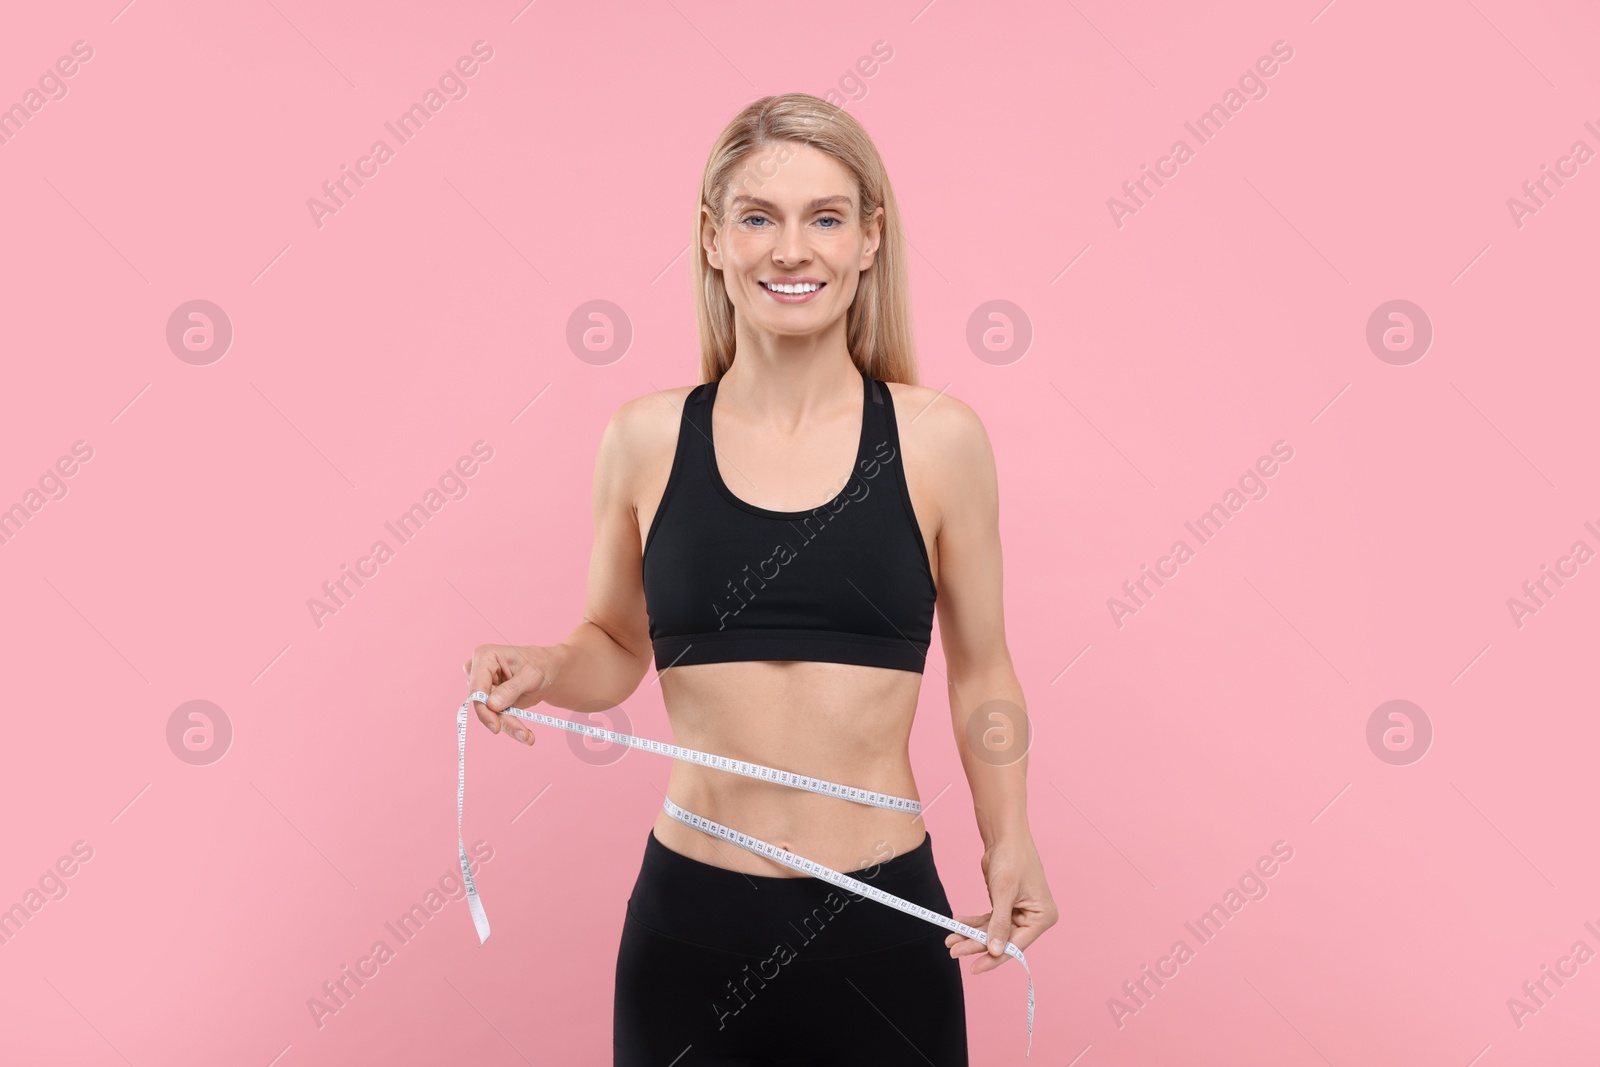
left=3, top=1, right=1598, bottom=1064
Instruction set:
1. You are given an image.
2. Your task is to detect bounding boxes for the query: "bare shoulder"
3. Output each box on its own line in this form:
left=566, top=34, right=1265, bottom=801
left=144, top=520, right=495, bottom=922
left=883, top=380, right=994, bottom=469
left=593, top=384, right=698, bottom=514
left=605, top=383, right=697, bottom=459
left=882, top=381, right=997, bottom=547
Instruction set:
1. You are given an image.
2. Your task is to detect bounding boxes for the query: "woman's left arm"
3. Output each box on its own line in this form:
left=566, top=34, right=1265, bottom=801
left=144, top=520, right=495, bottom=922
left=918, top=391, right=1058, bottom=974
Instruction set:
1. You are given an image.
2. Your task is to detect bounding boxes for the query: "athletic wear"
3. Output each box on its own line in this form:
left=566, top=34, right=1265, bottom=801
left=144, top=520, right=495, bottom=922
left=641, top=365, right=937, bottom=674
left=614, top=827, right=968, bottom=1066
left=453, top=371, right=1033, bottom=1060
left=609, top=367, right=993, bottom=1062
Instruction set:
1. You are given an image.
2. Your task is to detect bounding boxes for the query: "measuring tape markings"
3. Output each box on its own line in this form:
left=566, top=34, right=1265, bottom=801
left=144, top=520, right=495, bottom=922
left=454, top=692, right=1034, bottom=1055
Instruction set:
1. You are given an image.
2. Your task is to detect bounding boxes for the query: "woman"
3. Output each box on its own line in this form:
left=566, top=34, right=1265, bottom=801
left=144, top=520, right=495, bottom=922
left=463, top=93, right=1057, bottom=1065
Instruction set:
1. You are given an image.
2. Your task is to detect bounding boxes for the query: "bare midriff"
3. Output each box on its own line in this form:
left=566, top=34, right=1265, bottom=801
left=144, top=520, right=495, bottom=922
left=649, top=658, right=930, bottom=877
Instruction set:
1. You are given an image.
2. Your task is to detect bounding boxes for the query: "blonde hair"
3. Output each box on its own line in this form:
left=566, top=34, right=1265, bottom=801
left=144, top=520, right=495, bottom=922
left=691, top=93, right=919, bottom=386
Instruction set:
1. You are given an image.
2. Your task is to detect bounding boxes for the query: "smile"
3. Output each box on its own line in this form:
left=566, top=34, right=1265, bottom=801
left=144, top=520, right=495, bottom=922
left=759, top=280, right=825, bottom=303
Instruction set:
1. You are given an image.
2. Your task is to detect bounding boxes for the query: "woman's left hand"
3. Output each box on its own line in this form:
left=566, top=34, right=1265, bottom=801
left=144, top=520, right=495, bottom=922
left=946, top=834, right=1058, bottom=973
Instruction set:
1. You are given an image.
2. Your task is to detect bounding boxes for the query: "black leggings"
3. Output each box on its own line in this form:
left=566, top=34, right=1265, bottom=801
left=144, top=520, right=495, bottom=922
left=614, top=826, right=968, bottom=1066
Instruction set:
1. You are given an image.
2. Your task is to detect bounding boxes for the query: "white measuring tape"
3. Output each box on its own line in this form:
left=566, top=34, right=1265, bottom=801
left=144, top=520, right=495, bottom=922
left=455, top=691, right=1034, bottom=1055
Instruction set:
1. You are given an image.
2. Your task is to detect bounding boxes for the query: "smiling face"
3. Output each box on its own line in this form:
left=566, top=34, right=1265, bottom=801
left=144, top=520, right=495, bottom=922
left=702, top=141, right=883, bottom=342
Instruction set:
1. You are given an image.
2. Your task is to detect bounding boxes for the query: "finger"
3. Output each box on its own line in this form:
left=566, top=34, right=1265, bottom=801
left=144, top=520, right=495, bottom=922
left=946, top=914, right=990, bottom=956
left=984, top=886, right=1017, bottom=958
left=970, top=950, right=1011, bottom=974
left=473, top=701, right=500, bottom=733
left=469, top=647, right=513, bottom=732
left=495, top=676, right=539, bottom=746
left=489, top=662, right=544, bottom=713
left=1002, top=919, right=1047, bottom=956
left=501, top=709, right=534, bottom=746
left=949, top=939, right=989, bottom=959
left=467, top=668, right=505, bottom=735
left=945, top=913, right=990, bottom=948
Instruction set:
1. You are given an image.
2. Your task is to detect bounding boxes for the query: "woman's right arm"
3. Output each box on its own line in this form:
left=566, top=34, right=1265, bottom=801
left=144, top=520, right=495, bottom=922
left=466, top=396, right=663, bottom=742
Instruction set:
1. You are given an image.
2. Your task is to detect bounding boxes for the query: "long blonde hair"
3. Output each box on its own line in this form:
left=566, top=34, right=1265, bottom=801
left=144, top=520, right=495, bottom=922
left=692, top=93, right=919, bottom=386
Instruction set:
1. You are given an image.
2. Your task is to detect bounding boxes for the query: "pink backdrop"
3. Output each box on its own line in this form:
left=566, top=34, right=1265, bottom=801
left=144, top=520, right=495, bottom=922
left=3, top=1, right=1598, bottom=1064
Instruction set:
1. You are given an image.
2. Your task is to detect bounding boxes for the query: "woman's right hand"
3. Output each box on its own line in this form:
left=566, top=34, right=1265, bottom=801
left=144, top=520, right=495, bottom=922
left=462, top=643, right=562, bottom=745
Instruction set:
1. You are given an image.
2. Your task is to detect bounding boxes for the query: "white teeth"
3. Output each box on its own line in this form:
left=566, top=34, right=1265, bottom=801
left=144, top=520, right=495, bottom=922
left=763, top=281, right=821, bottom=294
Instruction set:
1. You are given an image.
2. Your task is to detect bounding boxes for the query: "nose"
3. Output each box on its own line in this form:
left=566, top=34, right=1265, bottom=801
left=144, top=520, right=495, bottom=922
left=773, top=225, right=810, bottom=266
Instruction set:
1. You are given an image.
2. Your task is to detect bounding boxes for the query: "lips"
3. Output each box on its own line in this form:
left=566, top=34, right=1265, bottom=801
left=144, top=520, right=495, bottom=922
left=760, top=280, right=825, bottom=293
left=757, top=280, right=826, bottom=305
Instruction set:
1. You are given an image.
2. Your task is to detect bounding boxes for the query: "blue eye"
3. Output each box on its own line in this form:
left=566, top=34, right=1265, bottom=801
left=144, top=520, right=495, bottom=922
left=740, top=214, right=843, bottom=228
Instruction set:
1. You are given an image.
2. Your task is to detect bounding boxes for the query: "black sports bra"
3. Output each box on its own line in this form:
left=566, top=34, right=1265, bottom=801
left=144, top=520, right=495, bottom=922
left=641, top=365, right=937, bottom=674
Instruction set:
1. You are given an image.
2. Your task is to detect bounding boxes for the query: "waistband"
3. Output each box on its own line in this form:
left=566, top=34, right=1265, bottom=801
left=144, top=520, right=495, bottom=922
left=626, top=827, right=952, bottom=961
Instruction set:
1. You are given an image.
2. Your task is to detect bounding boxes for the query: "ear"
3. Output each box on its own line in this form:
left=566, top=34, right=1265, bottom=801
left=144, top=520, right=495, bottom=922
left=859, top=205, right=885, bottom=272
left=701, top=205, right=723, bottom=271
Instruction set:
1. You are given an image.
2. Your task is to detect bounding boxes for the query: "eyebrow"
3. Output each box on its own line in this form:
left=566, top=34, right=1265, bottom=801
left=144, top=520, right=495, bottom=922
left=729, top=195, right=854, bottom=212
